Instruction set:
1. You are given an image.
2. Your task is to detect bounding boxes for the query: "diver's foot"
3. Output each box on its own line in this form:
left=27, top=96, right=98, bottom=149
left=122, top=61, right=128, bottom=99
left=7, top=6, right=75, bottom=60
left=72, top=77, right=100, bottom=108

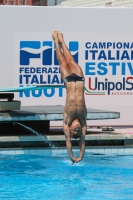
left=57, top=31, right=64, bottom=43
left=52, top=31, right=58, bottom=43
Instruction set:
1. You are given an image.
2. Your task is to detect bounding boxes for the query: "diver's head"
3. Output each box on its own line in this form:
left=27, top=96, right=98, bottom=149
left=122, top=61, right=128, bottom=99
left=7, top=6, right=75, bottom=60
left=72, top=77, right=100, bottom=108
left=69, top=119, right=82, bottom=139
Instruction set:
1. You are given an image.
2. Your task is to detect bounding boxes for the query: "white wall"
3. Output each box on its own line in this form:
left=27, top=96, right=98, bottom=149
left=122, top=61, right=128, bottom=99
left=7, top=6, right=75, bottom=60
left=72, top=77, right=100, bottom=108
left=0, top=6, right=133, bottom=126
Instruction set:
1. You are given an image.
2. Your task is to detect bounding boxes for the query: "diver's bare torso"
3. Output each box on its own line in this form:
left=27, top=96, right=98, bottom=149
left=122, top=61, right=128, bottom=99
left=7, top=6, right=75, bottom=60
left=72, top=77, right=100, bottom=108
left=63, top=81, right=87, bottom=126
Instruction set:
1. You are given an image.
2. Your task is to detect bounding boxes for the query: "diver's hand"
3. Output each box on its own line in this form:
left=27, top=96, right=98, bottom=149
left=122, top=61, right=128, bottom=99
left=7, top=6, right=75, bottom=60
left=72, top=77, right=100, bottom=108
left=71, top=157, right=82, bottom=165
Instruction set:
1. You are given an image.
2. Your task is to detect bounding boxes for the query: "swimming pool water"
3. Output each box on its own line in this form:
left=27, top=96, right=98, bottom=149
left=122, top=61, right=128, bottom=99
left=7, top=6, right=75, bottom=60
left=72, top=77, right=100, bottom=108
left=0, top=153, right=133, bottom=200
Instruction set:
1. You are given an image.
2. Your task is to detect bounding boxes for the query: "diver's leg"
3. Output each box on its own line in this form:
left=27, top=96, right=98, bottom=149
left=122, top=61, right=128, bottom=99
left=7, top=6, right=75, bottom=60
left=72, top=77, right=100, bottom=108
left=52, top=31, right=71, bottom=80
left=57, top=31, right=84, bottom=77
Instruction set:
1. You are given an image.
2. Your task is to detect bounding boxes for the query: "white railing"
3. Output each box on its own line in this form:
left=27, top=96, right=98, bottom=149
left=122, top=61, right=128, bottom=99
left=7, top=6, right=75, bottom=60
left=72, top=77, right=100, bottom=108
left=57, top=0, right=133, bottom=7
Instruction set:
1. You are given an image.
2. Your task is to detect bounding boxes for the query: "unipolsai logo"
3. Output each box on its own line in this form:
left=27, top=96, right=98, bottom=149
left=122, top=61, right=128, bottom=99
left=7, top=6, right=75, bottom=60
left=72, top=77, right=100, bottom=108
left=19, top=40, right=79, bottom=98
left=20, top=41, right=79, bottom=65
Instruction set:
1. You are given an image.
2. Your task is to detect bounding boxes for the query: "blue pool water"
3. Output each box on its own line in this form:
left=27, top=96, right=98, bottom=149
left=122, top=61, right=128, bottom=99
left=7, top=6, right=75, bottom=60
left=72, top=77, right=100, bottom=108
left=0, top=153, right=133, bottom=200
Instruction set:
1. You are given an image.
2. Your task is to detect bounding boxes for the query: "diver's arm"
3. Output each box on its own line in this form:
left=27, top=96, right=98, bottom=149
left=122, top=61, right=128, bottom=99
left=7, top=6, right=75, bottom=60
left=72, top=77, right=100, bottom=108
left=78, top=125, right=87, bottom=161
left=63, top=122, right=77, bottom=162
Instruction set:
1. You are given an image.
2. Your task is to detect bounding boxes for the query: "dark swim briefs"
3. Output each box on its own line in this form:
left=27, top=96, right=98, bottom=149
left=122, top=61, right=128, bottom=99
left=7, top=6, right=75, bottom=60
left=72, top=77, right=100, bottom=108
left=64, top=73, right=85, bottom=84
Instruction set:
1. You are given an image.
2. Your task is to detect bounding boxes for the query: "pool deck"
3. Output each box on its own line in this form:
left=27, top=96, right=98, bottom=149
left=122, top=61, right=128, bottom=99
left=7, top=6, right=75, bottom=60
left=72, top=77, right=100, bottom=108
left=0, top=128, right=133, bottom=148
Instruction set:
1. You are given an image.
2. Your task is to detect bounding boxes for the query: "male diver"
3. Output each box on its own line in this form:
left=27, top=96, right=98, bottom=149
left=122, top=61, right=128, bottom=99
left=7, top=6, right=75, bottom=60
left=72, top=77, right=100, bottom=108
left=52, top=31, right=87, bottom=164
